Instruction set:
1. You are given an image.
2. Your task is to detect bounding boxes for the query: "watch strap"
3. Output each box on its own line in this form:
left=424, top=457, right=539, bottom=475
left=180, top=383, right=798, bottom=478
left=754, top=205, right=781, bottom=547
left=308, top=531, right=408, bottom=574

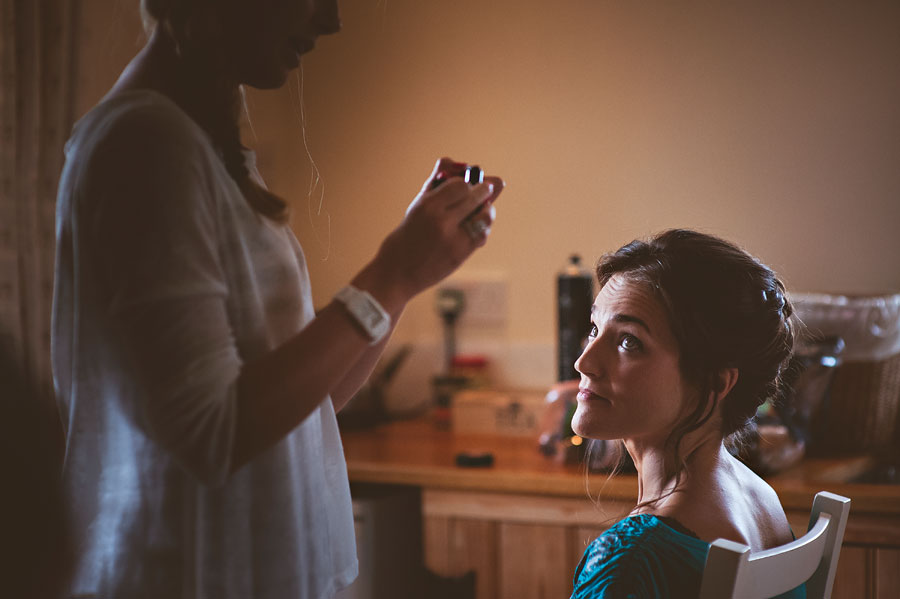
left=334, top=285, right=391, bottom=345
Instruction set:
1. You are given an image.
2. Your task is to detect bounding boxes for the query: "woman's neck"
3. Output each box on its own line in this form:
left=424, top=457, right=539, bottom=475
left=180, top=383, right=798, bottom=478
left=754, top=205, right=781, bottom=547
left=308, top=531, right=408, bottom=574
left=626, top=431, right=727, bottom=513
left=109, top=28, right=239, bottom=108
left=109, top=27, right=245, bottom=162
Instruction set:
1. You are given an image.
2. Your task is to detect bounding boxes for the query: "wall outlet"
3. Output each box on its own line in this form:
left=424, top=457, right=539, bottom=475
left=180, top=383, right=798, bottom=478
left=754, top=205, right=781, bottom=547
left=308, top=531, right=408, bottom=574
left=440, top=274, right=508, bottom=327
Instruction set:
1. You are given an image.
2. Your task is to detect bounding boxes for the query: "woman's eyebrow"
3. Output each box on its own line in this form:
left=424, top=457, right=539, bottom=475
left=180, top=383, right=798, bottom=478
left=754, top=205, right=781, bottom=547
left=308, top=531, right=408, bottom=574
left=612, top=313, right=652, bottom=334
left=590, top=306, right=653, bottom=333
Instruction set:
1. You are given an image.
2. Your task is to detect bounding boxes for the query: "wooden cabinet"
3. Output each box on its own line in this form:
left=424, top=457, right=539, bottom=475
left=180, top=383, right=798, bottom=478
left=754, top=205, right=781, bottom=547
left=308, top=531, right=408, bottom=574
left=499, top=522, right=572, bottom=597
left=425, top=516, right=574, bottom=598
left=425, top=516, right=499, bottom=598
left=341, top=420, right=900, bottom=598
left=825, top=545, right=900, bottom=599
left=831, top=546, right=868, bottom=598
left=875, top=548, right=900, bottom=598
left=423, top=490, right=900, bottom=599
left=422, top=490, right=624, bottom=598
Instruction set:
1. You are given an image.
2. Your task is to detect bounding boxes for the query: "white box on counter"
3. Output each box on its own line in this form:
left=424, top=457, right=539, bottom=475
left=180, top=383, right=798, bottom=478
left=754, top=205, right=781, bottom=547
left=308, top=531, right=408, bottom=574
left=451, top=388, right=546, bottom=437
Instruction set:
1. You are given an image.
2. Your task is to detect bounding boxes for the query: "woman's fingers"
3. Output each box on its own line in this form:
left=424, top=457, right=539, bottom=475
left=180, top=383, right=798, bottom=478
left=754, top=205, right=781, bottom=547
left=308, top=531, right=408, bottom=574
left=410, top=159, right=504, bottom=245
left=381, top=163, right=503, bottom=298
left=482, top=175, right=505, bottom=205
left=447, top=174, right=504, bottom=217
left=446, top=180, right=497, bottom=221
left=417, top=157, right=467, bottom=195
left=460, top=202, right=496, bottom=246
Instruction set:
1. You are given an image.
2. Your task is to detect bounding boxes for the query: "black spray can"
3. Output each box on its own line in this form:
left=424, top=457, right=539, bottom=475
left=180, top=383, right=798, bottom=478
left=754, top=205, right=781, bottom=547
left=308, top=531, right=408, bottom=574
left=557, top=254, right=594, bottom=382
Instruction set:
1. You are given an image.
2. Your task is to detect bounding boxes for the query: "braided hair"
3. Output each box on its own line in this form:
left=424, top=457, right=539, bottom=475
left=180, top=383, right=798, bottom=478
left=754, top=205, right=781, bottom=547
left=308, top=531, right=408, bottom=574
left=595, top=229, right=795, bottom=480
left=141, top=0, right=290, bottom=223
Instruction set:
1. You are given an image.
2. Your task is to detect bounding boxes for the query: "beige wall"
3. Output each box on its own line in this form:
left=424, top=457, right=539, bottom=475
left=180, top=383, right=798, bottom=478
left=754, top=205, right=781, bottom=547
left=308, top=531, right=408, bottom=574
left=75, top=1, right=900, bottom=392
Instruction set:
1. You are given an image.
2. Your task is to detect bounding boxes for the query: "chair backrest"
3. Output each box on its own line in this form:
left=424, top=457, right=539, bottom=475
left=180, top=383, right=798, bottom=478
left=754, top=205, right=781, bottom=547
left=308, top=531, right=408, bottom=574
left=699, top=491, right=851, bottom=599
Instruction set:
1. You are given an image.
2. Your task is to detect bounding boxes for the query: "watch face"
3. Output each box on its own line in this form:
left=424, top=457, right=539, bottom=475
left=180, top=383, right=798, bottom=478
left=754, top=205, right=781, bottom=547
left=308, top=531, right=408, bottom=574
left=363, top=310, right=383, bottom=329
left=337, top=286, right=390, bottom=344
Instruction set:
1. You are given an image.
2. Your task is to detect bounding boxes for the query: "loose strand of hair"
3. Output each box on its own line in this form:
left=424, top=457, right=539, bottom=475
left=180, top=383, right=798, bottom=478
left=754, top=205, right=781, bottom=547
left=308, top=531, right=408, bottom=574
left=293, top=67, right=332, bottom=261
left=239, top=85, right=258, bottom=144
left=584, top=440, right=632, bottom=528
left=376, top=0, right=390, bottom=31
left=143, top=4, right=289, bottom=224
left=629, top=382, right=717, bottom=514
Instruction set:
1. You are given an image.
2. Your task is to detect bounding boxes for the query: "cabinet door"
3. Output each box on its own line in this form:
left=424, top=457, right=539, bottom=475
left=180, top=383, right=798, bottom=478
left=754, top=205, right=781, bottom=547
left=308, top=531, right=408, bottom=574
left=424, top=515, right=499, bottom=599
left=875, top=548, right=900, bottom=598
left=832, top=545, right=870, bottom=599
left=424, top=515, right=452, bottom=575
left=499, top=522, right=572, bottom=599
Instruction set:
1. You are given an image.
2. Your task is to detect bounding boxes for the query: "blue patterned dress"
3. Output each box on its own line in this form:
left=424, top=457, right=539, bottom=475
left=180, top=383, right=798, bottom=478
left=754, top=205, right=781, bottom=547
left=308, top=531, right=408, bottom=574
left=572, top=514, right=806, bottom=598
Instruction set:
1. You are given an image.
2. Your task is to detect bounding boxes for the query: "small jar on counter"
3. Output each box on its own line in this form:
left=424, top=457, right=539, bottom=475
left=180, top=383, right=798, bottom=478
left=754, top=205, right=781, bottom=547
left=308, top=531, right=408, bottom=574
left=450, top=354, right=491, bottom=388
left=431, top=354, right=491, bottom=429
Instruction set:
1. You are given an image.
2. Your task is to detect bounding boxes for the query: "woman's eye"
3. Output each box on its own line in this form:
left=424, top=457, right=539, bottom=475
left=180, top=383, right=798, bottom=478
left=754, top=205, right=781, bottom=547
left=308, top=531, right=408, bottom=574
left=587, top=324, right=598, bottom=340
left=619, top=334, right=643, bottom=352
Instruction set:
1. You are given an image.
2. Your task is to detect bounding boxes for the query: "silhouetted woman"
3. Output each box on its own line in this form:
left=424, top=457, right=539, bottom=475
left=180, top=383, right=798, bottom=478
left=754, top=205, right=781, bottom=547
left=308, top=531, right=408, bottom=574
left=52, top=1, right=503, bottom=597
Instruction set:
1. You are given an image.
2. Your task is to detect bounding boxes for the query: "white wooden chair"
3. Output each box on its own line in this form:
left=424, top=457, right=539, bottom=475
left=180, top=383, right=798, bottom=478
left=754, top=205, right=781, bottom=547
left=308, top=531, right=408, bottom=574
left=699, top=491, right=851, bottom=599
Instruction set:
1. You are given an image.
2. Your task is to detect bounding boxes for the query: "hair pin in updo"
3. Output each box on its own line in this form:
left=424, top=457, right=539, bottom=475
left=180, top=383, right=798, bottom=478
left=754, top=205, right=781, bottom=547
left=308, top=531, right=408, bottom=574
left=762, top=288, right=786, bottom=311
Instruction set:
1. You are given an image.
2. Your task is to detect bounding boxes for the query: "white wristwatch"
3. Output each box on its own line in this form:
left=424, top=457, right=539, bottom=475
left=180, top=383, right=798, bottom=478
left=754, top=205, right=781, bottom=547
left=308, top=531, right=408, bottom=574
left=335, top=285, right=391, bottom=345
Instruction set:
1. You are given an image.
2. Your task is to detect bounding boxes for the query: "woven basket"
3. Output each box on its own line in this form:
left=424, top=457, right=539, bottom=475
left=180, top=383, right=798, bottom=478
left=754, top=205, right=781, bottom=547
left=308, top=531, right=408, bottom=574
left=811, top=351, right=900, bottom=455
left=795, top=292, right=900, bottom=456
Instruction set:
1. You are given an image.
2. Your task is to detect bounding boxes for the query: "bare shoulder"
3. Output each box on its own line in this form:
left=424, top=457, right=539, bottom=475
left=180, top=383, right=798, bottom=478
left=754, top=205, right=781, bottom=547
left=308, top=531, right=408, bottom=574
left=696, top=454, right=794, bottom=550
left=730, top=455, right=794, bottom=546
left=657, top=454, right=793, bottom=551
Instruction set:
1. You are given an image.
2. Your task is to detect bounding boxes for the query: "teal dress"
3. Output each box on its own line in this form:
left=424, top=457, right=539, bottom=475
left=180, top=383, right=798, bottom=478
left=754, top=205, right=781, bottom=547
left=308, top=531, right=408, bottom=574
left=572, top=514, right=806, bottom=599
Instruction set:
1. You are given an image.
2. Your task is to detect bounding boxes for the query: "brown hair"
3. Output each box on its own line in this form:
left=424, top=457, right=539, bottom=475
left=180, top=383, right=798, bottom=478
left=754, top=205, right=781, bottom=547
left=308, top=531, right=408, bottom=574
left=141, top=0, right=290, bottom=223
left=595, top=229, right=795, bottom=488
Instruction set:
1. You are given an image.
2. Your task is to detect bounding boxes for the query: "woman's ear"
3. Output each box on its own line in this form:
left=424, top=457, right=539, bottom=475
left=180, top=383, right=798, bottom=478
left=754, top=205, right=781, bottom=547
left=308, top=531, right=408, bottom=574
left=713, top=367, right=739, bottom=403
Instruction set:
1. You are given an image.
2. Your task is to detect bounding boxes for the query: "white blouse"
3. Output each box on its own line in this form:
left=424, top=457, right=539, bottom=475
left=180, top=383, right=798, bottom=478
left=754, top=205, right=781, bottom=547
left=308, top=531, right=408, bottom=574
left=52, top=90, right=357, bottom=599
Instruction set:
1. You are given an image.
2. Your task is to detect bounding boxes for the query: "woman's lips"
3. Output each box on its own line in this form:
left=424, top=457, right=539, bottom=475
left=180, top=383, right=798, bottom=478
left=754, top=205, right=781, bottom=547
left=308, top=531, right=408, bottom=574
left=284, top=38, right=315, bottom=68
left=577, top=388, right=607, bottom=402
left=291, top=37, right=316, bottom=56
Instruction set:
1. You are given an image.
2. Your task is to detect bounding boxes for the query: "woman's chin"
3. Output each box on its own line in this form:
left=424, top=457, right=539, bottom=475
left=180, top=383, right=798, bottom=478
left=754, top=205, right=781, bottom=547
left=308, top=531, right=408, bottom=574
left=571, top=408, right=604, bottom=440
left=572, top=399, right=618, bottom=439
left=242, top=66, right=292, bottom=91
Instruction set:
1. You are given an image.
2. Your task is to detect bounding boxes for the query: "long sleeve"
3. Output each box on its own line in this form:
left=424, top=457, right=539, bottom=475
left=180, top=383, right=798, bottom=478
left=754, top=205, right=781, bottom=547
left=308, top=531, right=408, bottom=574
left=54, top=89, right=357, bottom=599
left=73, top=99, right=241, bottom=486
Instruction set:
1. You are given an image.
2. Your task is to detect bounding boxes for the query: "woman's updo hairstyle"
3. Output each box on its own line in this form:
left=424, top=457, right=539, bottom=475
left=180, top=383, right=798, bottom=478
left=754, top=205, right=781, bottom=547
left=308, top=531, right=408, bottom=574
left=140, top=0, right=290, bottom=223
left=596, top=229, right=795, bottom=455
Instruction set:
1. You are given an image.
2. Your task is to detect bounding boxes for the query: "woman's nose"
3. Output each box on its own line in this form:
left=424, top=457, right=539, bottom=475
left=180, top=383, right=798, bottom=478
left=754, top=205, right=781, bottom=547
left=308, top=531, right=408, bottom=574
left=574, top=338, right=600, bottom=379
left=313, top=0, right=341, bottom=35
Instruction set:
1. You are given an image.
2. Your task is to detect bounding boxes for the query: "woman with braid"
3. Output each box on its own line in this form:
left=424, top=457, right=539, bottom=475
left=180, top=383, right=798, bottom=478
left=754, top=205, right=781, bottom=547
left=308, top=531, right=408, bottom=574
left=52, top=1, right=503, bottom=597
left=570, top=230, right=805, bottom=598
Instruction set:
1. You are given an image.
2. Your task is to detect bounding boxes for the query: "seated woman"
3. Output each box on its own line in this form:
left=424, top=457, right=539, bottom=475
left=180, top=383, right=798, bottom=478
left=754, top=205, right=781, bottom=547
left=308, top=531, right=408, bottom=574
left=570, top=229, right=805, bottom=599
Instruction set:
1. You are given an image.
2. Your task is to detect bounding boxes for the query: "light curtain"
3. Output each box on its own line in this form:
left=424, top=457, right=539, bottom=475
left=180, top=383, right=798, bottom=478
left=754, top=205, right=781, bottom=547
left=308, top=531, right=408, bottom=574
left=0, top=0, right=77, bottom=402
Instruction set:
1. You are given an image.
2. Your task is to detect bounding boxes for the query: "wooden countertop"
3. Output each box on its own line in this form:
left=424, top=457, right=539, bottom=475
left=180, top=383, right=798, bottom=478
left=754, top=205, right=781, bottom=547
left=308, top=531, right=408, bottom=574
left=341, top=417, right=900, bottom=516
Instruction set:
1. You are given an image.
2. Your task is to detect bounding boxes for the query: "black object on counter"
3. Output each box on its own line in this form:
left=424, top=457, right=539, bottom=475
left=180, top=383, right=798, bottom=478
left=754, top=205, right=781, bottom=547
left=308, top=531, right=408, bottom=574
left=556, top=254, right=594, bottom=382
left=455, top=451, right=494, bottom=468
